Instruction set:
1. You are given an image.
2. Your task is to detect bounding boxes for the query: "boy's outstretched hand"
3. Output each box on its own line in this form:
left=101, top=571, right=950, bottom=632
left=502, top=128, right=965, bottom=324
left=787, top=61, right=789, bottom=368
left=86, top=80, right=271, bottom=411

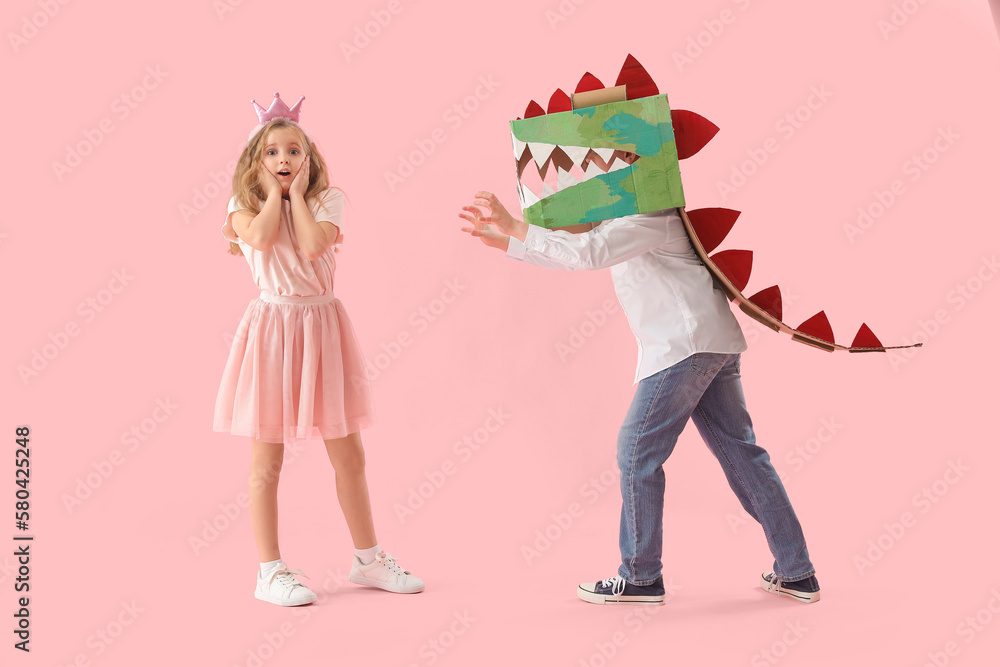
left=459, top=191, right=528, bottom=251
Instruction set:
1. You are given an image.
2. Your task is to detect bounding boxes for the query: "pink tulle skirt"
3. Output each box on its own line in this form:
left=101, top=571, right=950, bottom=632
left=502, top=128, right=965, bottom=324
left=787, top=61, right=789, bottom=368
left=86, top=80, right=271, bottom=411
left=213, top=293, right=374, bottom=444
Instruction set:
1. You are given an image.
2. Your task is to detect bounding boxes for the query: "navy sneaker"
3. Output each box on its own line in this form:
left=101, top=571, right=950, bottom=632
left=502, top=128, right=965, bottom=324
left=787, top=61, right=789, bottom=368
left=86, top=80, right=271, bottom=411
left=578, top=575, right=665, bottom=605
left=760, top=572, right=821, bottom=603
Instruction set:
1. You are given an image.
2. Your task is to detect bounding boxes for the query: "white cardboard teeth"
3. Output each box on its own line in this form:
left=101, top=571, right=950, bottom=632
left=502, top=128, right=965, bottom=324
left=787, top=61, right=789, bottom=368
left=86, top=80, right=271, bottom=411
left=527, top=142, right=557, bottom=169
left=556, top=166, right=580, bottom=191
left=607, top=157, right=631, bottom=173
left=583, top=160, right=605, bottom=179
left=520, top=183, right=540, bottom=208
left=511, top=135, right=527, bottom=160
left=592, top=147, right=615, bottom=162
left=560, top=145, right=590, bottom=164
left=516, top=143, right=640, bottom=208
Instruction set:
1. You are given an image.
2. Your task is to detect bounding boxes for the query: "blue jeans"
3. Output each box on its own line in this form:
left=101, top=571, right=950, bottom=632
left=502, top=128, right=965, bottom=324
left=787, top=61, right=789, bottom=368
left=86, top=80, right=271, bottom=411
left=617, top=352, right=815, bottom=585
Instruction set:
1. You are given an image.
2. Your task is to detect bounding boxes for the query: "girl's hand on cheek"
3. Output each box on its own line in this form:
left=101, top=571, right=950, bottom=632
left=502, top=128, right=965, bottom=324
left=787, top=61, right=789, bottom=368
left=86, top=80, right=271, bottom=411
left=259, top=162, right=282, bottom=198
left=290, top=155, right=310, bottom=198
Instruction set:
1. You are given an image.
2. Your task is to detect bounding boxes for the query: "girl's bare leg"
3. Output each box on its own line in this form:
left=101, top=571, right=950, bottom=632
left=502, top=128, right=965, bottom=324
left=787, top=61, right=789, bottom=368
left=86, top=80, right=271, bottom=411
left=324, top=431, right=377, bottom=549
left=249, top=438, right=284, bottom=562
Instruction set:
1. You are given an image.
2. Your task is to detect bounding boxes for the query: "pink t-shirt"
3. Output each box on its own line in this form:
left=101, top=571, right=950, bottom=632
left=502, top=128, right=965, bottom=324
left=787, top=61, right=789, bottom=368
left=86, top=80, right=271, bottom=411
left=222, top=187, right=345, bottom=297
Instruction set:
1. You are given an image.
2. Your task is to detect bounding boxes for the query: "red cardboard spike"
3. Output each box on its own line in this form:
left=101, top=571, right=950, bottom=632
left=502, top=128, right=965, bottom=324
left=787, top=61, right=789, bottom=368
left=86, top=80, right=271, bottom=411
left=710, top=250, right=753, bottom=292
left=547, top=88, right=572, bottom=114
left=797, top=311, right=835, bottom=344
left=686, top=207, right=740, bottom=253
left=851, top=323, right=883, bottom=348
left=672, top=110, right=719, bottom=160
left=748, top=286, right=783, bottom=321
left=615, top=54, right=658, bottom=99
left=524, top=100, right=545, bottom=118
left=575, top=72, right=604, bottom=94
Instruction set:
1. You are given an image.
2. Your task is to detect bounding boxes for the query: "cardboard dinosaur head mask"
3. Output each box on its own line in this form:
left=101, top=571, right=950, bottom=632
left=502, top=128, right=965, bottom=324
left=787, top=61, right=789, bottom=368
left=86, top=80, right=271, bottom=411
left=510, top=55, right=716, bottom=232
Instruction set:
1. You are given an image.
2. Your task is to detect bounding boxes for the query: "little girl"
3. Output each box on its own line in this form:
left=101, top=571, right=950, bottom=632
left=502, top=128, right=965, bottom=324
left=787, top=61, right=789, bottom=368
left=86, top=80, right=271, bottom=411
left=213, top=93, right=423, bottom=606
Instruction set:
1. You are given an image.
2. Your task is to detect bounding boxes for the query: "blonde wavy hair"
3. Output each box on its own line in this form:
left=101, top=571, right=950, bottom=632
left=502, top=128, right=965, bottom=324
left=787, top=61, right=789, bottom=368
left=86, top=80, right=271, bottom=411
left=226, top=118, right=344, bottom=256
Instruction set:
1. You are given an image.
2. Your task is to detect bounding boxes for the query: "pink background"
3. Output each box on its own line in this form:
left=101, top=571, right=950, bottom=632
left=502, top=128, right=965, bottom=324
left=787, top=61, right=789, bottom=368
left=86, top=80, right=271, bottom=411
left=5, top=0, right=1000, bottom=664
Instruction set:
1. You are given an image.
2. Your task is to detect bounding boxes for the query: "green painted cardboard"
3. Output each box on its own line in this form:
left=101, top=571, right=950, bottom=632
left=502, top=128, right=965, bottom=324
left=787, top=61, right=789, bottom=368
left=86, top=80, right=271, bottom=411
left=510, top=94, right=685, bottom=229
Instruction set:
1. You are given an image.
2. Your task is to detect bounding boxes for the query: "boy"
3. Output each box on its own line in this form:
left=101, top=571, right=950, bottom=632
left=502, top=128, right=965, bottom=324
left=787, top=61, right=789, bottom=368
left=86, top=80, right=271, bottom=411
left=460, top=191, right=820, bottom=605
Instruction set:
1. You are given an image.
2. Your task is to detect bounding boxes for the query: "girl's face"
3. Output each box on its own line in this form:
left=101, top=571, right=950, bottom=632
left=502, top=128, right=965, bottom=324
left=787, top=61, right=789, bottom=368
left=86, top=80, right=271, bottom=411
left=260, top=127, right=307, bottom=194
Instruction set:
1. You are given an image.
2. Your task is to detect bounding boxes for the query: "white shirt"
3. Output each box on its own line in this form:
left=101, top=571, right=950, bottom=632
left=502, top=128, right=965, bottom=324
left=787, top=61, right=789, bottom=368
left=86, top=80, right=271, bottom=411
left=506, top=208, right=747, bottom=384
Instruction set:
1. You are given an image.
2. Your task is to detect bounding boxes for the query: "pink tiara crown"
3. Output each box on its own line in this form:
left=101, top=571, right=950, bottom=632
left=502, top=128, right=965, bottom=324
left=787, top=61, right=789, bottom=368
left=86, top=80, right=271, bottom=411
left=251, top=92, right=304, bottom=123
left=248, top=92, right=305, bottom=141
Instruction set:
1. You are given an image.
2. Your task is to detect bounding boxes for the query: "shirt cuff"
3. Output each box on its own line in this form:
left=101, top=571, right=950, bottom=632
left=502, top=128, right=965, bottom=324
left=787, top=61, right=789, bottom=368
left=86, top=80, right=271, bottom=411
left=506, top=234, right=527, bottom=260
left=523, top=222, right=547, bottom=250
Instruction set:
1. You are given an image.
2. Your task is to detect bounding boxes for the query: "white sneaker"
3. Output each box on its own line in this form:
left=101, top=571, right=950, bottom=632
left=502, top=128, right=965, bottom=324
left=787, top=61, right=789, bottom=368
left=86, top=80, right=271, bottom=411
left=254, top=562, right=318, bottom=606
left=349, top=551, right=424, bottom=593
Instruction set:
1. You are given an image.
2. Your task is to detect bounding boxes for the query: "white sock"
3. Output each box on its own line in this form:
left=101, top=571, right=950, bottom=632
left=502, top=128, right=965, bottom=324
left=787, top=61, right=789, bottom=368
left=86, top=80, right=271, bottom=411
left=260, top=558, right=282, bottom=576
left=356, top=544, right=380, bottom=565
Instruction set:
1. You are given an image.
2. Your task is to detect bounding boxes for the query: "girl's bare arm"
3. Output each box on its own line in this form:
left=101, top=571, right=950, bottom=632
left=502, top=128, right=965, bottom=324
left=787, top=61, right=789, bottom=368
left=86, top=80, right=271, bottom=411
left=231, top=193, right=282, bottom=251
